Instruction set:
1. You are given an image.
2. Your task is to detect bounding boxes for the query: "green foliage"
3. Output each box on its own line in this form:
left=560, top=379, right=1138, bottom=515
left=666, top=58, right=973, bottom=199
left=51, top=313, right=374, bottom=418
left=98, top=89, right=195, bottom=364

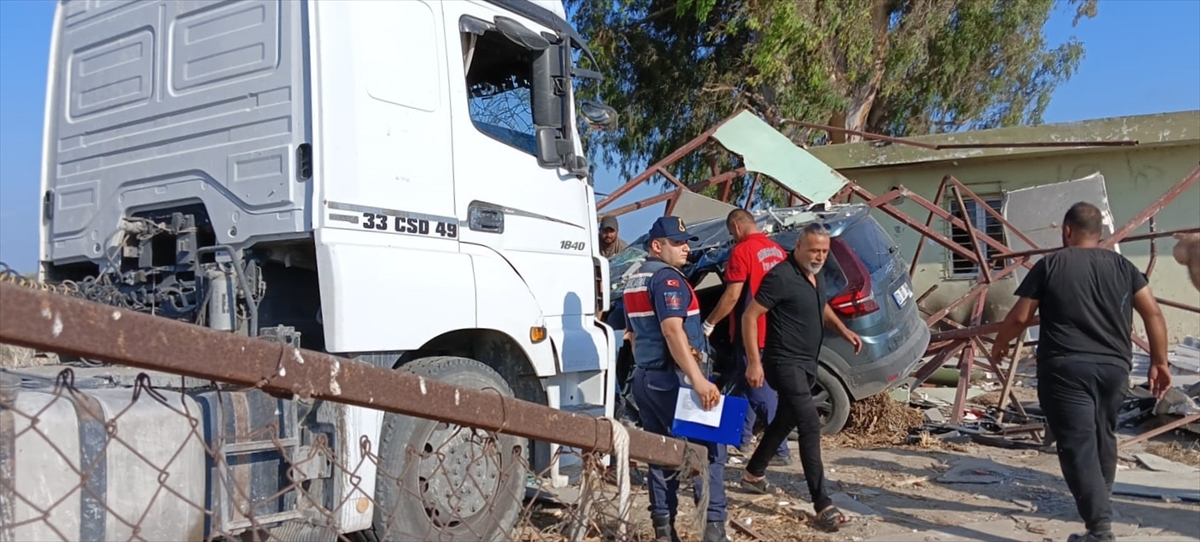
left=570, top=0, right=1097, bottom=206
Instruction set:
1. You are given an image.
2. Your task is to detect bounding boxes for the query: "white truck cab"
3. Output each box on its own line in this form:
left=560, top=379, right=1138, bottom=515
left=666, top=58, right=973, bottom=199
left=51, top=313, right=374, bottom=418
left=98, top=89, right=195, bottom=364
left=25, top=0, right=618, bottom=539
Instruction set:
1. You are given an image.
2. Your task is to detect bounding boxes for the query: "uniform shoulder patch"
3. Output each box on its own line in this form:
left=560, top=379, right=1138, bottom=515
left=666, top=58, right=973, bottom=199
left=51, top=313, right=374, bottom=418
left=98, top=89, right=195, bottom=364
left=663, top=291, right=684, bottom=310
left=665, top=278, right=680, bottom=288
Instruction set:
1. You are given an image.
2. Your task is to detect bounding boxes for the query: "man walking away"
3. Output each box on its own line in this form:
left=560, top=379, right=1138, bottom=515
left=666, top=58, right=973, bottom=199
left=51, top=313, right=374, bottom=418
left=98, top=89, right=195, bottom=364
left=623, top=216, right=731, bottom=542
left=738, top=223, right=860, bottom=533
left=701, top=209, right=790, bottom=463
left=599, top=215, right=629, bottom=258
left=991, top=202, right=1171, bottom=542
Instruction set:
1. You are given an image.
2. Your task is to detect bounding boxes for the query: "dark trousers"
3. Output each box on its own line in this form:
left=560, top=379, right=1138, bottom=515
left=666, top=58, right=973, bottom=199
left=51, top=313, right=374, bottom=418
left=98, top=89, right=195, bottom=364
left=1037, top=358, right=1128, bottom=536
left=731, top=344, right=788, bottom=457
left=746, top=362, right=832, bottom=512
left=632, top=367, right=728, bottom=523
left=614, top=340, right=641, bottom=426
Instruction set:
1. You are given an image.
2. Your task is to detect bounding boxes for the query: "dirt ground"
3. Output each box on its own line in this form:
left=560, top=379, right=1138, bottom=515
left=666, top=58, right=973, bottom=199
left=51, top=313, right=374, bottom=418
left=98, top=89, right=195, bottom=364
left=550, top=432, right=1200, bottom=542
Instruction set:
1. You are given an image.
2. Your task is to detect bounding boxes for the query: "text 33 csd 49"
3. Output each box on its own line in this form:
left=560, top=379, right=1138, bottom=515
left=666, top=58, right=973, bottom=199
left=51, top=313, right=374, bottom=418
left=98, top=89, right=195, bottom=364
left=362, top=212, right=458, bottom=238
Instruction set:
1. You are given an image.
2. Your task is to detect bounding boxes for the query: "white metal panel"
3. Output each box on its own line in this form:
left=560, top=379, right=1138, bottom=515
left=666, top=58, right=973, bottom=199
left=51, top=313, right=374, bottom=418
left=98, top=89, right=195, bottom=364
left=42, top=0, right=310, bottom=264
left=343, top=404, right=385, bottom=532
left=313, top=0, right=456, bottom=224
left=312, top=1, right=471, bottom=355
left=463, top=244, right=559, bottom=376
left=314, top=228, right=477, bottom=353
left=10, top=394, right=80, bottom=540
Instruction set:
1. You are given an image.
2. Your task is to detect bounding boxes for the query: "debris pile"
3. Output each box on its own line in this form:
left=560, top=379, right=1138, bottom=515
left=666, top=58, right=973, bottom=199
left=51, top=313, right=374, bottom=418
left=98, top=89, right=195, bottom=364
left=1146, top=441, right=1200, bottom=469
left=826, top=394, right=926, bottom=448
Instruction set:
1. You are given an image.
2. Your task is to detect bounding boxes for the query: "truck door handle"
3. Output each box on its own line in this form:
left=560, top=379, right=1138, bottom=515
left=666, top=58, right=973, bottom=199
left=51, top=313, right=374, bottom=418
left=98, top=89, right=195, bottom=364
left=468, top=204, right=505, bottom=233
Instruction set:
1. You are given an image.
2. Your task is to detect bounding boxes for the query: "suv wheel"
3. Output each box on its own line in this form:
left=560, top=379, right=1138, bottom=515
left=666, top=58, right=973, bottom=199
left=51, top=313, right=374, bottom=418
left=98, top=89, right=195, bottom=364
left=813, top=365, right=851, bottom=435
left=783, top=365, right=852, bottom=440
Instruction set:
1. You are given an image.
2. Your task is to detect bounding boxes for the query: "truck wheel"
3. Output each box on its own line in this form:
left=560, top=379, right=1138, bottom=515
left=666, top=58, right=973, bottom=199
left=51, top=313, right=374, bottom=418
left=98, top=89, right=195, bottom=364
left=367, top=357, right=527, bottom=542
left=813, top=365, right=851, bottom=435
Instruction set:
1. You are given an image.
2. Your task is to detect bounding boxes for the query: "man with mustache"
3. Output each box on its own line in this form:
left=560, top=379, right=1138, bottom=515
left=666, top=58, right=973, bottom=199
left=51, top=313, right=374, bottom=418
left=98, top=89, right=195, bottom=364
left=738, top=222, right=861, bottom=533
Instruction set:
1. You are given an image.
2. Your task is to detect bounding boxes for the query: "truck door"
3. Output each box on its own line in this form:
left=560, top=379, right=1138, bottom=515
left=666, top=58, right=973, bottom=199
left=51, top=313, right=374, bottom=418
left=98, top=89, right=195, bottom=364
left=441, top=2, right=601, bottom=373
left=312, top=0, right=475, bottom=353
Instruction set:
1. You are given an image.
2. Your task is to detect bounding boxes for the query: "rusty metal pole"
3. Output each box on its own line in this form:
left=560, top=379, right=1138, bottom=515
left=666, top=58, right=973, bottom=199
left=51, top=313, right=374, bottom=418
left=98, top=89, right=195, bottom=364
left=946, top=176, right=1043, bottom=254
left=997, top=227, right=1200, bottom=261
left=602, top=168, right=748, bottom=218
left=596, top=111, right=745, bottom=211
left=909, top=179, right=949, bottom=279
left=743, top=174, right=760, bottom=210
left=0, top=284, right=708, bottom=468
left=1102, top=164, right=1200, bottom=249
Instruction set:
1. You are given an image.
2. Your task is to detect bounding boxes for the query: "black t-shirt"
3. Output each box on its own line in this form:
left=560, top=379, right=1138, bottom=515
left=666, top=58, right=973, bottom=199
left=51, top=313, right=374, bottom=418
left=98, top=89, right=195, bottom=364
left=1014, top=247, right=1148, bottom=369
left=754, top=254, right=827, bottom=373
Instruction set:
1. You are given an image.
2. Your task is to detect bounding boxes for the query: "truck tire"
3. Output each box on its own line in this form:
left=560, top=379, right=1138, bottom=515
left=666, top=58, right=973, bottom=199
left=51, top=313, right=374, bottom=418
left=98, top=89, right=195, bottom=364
left=366, top=356, right=526, bottom=542
left=813, top=365, right=851, bottom=436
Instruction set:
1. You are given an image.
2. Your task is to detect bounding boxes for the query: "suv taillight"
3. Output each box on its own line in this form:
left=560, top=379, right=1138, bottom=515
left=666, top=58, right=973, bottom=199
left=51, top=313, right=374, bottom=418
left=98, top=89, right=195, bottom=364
left=829, top=238, right=879, bottom=318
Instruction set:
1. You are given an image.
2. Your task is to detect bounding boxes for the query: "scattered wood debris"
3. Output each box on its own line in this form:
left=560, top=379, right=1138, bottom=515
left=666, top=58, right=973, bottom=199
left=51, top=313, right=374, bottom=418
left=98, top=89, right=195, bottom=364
left=825, top=394, right=926, bottom=448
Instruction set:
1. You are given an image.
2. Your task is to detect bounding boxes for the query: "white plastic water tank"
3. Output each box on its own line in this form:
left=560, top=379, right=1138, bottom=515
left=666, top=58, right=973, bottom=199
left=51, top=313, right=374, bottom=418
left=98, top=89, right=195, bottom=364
left=2, top=384, right=206, bottom=541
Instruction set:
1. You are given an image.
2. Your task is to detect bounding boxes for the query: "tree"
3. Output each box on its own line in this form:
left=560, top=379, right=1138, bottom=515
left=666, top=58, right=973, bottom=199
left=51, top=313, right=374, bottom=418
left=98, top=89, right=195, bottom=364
left=570, top=0, right=1098, bottom=206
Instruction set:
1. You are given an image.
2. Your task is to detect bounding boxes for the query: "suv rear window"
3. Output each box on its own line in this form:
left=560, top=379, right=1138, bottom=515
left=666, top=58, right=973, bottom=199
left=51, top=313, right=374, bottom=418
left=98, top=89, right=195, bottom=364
left=839, top=218, right=898, bottom=281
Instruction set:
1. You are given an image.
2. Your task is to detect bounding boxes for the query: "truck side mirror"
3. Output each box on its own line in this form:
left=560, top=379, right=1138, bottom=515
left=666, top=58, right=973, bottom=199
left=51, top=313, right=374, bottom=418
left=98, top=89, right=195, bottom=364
left=579, top=100, right=618, bottom=131
left=532, top=42, right=568, bottom=167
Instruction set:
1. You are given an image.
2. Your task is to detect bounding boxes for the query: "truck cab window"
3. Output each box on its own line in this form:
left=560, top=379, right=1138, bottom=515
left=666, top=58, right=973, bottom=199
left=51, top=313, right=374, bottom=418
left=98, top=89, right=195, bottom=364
left=462, top=29, right=537, bottom=156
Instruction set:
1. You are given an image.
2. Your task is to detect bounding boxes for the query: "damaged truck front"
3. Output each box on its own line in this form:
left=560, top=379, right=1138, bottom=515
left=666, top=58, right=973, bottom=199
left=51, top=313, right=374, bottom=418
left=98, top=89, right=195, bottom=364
left=6, top=0, right=619, bottom=540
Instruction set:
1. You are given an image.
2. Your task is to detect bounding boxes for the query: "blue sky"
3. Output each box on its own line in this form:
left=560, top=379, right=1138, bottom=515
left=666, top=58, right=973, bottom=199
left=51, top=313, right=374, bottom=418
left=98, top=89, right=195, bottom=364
left=2, top=0, right=1198, bottom=273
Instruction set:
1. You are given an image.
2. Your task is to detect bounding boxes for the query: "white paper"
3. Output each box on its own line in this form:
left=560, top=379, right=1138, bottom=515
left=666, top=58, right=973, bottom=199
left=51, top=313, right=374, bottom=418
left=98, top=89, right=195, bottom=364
left=675, top=387, right=724, bottom=428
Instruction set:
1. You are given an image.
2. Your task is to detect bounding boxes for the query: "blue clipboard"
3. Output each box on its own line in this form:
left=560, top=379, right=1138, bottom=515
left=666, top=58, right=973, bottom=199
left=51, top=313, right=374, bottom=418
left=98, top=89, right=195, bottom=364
left=671, top=390, right=748, bottom=447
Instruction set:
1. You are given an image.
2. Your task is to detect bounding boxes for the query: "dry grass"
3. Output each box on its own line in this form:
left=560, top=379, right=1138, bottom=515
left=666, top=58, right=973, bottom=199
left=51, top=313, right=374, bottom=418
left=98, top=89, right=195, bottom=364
left=825, top=394, right=926, bottom=448
left=1146, top=440, right=1200, bottom=469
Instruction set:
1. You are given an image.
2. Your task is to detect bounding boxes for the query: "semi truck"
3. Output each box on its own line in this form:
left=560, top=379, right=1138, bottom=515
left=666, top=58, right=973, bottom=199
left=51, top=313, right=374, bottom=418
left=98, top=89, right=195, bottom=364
left=4, top=0, right=619, bottom=540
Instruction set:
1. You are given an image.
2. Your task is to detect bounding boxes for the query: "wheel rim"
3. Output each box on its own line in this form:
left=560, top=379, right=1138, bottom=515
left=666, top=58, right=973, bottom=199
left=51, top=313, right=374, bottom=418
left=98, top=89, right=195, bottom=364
left=417, top=421, right=504, bottom=529
left=812, top=383, right=833, bottom=425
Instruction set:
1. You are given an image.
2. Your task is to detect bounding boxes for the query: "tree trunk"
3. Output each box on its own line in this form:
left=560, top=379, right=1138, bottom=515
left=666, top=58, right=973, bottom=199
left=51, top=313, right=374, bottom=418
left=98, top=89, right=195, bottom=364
left=831, top=0, right=892, bottom=143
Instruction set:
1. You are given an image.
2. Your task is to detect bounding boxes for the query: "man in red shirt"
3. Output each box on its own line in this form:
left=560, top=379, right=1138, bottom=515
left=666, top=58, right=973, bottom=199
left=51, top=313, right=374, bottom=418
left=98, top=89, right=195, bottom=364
left=702, top=209, right=790, bottom=463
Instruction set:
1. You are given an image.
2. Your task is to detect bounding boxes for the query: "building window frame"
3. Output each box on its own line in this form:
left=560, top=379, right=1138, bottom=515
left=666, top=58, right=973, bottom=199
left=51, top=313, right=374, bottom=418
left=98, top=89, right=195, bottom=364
left=944, top=194, right=1008, bottom=280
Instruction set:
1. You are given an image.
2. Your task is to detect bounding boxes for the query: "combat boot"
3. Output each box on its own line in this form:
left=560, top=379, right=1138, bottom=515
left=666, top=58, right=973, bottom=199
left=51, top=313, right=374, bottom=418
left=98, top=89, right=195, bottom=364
left=651, top=515, right=681, bottom=542
left=702, top=521, right=732, bottom=542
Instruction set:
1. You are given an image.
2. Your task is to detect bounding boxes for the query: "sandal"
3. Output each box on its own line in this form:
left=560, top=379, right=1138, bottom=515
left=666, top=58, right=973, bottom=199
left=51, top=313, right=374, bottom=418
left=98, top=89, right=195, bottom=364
left=813, top=506, right=852, bottom=533
left=739, top=475, right=775, bottom=495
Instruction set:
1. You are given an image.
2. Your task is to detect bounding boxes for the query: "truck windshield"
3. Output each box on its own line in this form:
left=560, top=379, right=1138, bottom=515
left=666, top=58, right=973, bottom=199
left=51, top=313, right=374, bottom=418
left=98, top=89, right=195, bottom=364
left=463, top=29, right=538, bottom=156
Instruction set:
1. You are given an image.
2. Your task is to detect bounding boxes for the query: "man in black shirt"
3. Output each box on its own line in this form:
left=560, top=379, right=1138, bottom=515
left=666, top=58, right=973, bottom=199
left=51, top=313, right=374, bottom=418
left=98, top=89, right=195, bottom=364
left=738, top=222, right=862, bottom=533
left=992, top=202, right=1171, bottom=542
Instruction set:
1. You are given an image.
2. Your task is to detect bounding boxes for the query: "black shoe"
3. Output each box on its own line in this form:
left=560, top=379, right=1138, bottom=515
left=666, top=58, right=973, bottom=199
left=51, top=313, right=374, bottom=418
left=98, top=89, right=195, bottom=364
left=1067, top=532, right=1115, bottom=542
left=651, top=515, right=682, bottom=542
left=702, top=521, right=732, bottom=542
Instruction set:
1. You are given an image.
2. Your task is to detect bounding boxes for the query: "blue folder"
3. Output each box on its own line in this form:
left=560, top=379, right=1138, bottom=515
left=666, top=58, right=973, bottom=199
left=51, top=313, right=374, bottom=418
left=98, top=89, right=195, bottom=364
left=671, top=391, right=749, bottom=447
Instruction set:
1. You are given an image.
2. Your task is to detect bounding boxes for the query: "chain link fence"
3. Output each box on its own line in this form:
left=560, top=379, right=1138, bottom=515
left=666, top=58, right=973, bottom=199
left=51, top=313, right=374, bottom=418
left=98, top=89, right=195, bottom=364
left=0, top=367, right=661, bottom=541
left=0, top=281, right=711, bottom=542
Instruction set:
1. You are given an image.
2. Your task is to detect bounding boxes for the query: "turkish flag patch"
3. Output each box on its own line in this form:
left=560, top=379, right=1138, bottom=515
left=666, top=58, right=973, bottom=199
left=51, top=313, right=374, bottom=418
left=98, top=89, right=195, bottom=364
left=666, top=279, right=680, bottom=287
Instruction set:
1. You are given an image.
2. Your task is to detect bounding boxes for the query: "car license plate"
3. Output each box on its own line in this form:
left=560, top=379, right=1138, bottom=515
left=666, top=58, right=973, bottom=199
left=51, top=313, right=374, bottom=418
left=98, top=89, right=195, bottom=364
left=893, top=283, right=913, bottom=308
